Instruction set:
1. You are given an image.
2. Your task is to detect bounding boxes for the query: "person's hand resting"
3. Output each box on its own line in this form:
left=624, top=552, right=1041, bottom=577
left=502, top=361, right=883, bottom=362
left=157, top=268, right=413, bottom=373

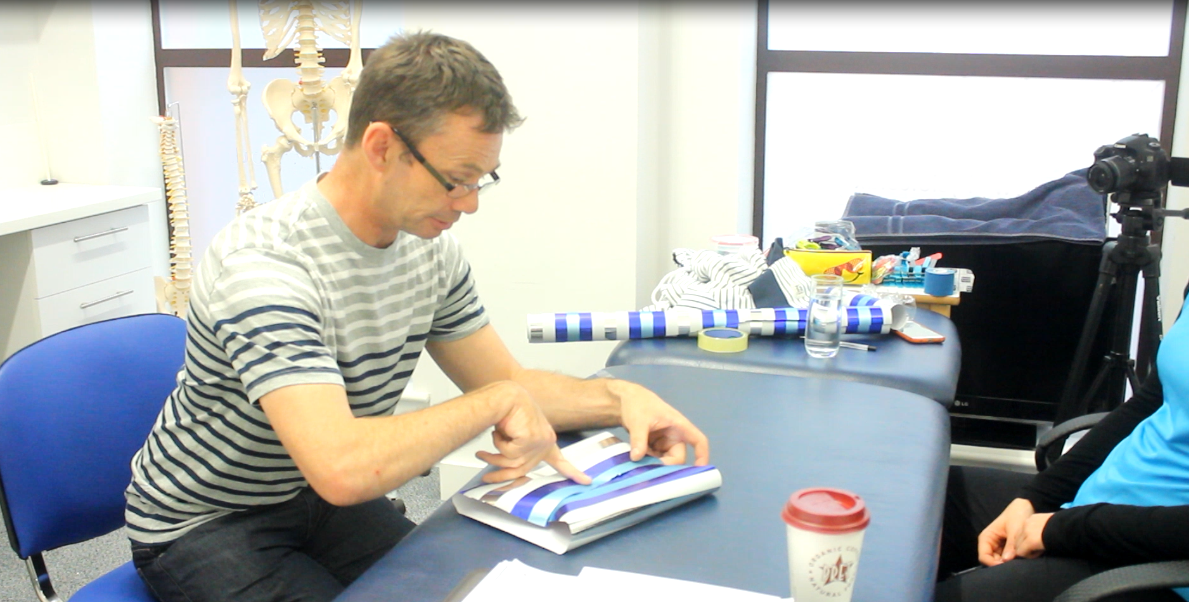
left=979, top=498, right=1047, bottom=566
left=1011, top=512, right=1052, bottom=560
left=610, top=380, right=710, bottom=466
left=475, top=382, right=591, bottom=485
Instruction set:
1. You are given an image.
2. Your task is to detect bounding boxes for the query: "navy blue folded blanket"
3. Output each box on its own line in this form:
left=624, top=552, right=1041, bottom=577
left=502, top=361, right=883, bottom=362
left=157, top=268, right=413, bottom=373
left=841, top=169, right=1108, bottom=245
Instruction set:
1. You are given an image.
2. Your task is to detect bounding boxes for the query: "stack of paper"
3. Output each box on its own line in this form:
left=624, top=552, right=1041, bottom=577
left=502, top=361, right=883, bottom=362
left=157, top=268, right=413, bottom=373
left=460, top=559, right=788, bottom=602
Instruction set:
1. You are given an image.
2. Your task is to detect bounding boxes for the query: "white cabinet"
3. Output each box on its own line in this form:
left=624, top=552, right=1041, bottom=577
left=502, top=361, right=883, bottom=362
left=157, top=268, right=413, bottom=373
left=0, top=185, right=161, bottom=360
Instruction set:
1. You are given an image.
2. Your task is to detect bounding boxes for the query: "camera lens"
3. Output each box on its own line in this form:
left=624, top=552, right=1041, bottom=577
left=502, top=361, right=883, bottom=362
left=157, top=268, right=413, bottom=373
left=1088, top=156, right=1136, bottom=193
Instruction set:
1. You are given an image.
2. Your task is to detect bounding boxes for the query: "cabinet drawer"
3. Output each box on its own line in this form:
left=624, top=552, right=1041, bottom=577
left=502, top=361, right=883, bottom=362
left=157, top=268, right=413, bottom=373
left=30, top=205, right=150, bottom=298
left=36, top=268, right=156, bottom=337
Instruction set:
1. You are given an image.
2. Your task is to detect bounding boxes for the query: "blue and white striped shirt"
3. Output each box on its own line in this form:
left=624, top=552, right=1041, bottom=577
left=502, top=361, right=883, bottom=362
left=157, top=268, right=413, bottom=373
left=125, top=179, right=488, bottom=545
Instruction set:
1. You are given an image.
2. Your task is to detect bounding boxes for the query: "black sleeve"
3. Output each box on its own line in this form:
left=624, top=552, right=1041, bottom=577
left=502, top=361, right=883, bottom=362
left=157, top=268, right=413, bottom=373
left=1043, top=503, right=1189, bottom=565
left=1017, top=372, right=1164, bottom=512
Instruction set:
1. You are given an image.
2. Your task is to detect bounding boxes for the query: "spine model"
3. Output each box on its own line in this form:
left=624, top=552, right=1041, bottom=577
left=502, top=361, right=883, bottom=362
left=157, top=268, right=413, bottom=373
left=153, top=115, right=193, bottom=318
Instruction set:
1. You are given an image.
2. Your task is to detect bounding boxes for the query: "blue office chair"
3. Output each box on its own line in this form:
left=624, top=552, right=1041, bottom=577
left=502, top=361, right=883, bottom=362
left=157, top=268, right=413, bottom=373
left=0, top=314, right=186, bottom=601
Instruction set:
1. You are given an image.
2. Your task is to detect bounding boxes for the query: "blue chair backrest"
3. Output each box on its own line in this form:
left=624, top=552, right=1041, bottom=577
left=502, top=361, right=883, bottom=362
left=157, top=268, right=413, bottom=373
left=0, top=314, right=186, bottom=558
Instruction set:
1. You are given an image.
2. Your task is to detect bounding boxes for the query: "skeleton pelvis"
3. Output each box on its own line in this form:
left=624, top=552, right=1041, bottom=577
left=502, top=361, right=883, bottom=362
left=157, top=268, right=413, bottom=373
left=261, top=75, right=352, bottom=152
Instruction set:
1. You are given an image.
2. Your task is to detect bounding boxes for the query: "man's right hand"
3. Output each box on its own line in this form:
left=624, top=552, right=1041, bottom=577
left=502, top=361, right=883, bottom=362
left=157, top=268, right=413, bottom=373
left=474, top=382, right=592, bottom=485
left=978, top=498, right=1037, bottom=566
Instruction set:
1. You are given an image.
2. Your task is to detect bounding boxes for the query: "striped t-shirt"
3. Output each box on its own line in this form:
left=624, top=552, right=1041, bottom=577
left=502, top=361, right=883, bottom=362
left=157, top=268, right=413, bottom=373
left=125, top=178, right=488, bottom=545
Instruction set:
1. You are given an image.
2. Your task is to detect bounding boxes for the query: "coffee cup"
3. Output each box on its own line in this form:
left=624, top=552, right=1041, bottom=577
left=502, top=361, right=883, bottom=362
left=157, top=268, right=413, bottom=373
left=782, top=487, right=870, bottom=602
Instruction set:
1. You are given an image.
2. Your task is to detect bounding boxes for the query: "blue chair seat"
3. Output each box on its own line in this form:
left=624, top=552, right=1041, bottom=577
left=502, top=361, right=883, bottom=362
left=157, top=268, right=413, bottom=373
left=0, top=314, right=185, bottom=602
left=73, top=561, right=155, bottom=601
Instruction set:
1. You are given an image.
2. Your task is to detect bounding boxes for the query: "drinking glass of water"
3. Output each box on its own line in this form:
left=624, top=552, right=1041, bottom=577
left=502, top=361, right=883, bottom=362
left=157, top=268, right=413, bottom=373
left=805, top=274, right=844, bottom=359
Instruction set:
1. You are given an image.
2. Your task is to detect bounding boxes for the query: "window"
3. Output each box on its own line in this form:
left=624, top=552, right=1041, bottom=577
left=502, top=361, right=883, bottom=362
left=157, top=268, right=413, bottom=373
left=753, top=0, right=1187, bottom=412
left=150, top=0, right=396, bottom=262
left=754, top=0, right=1186, bottom=242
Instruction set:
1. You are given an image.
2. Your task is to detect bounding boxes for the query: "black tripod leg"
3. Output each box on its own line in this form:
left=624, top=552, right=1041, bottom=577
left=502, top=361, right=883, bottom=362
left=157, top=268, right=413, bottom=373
left=1125, top=362, right=1141, bottom=396
left=1079, top=363, right=1114, bottom=417
left=1135, top=243, right=1164, bottom=381
left=1099, top=267, right=1141, bottom=414
left=1056, top=243, right=1118, bottom=424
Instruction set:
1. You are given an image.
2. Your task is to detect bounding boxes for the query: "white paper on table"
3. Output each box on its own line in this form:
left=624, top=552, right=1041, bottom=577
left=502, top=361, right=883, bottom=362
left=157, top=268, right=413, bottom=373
left=578, top=566, right=791, bottom=601
left=460, top=559, right=791, bottom=602
left=461, top=559, right=590, bottom=602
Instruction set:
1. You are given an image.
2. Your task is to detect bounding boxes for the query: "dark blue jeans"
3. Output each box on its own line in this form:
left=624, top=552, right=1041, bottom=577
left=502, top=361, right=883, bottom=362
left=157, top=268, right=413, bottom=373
left=131, top=488, right=415, bottom=602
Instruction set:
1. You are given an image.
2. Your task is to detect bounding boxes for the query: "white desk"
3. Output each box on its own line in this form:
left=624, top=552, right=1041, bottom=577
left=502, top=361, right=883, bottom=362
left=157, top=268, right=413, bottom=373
left=0, top=184, right=162, bottom=360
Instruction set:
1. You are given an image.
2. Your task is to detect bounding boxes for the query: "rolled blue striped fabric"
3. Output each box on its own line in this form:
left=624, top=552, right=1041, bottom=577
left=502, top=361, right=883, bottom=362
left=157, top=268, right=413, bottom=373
left=527, top=305, right=895, bottom=343
left=848, top=293, right=883, bottom=308
left=847, top=292, right=910, bottom=331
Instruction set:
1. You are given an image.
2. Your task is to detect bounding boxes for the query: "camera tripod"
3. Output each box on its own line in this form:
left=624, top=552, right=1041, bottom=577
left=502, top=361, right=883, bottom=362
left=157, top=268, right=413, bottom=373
left=1054, top=196, right=1187, bottom=424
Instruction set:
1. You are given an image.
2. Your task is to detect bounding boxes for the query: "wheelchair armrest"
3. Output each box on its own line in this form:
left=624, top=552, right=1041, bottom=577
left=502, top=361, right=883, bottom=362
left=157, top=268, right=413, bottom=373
left=1035, top=412, right=1110, bottom=472
left=1053, top=560, right=1189, bottom=602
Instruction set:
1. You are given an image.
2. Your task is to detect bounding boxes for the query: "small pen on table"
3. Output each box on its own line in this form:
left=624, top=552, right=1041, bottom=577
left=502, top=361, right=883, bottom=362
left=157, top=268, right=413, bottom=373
left=800, top=337, right=877, bottom=352
left=839, top=341, right=876, bottom=352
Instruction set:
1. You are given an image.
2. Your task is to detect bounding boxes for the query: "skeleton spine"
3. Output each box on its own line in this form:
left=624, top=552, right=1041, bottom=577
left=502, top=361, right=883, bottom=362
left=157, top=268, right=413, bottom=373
left=154, top=116, right=193, bottom=317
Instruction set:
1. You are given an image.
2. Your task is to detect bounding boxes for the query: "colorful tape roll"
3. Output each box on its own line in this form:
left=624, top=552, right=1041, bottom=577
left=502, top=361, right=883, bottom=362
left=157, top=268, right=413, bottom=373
left=924, top=268, right=957, bottom=297
left=697, top=327, right=748, bottom=352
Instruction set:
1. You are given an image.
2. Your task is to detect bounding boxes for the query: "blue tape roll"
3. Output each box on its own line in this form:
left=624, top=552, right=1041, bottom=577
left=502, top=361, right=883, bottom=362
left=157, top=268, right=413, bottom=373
left=924, top=268, right=956, bottom=297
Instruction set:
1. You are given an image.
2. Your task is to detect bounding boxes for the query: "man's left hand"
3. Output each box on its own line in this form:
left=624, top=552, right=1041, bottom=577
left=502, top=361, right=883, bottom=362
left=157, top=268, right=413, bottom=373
left=1011, top=512, right=1052, bottom=560
left=611, top=380, right=710, bottom=466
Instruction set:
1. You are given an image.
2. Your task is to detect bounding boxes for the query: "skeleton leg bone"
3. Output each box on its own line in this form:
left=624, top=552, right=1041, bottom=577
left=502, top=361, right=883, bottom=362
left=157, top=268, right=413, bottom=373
left=228, top=0, right=257, bottom=213
left=262, top=135, right=294, bottom=199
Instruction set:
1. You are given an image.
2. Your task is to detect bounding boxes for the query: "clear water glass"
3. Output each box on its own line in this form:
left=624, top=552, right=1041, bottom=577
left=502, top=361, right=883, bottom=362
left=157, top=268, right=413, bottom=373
left=897, top=294, right=918, bottom=324
left=805, top=274, right=844, bottom=359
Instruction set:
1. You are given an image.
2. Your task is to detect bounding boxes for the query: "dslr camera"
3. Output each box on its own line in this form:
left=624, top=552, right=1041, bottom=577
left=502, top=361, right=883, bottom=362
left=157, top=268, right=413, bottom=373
left=1088, top=133, right=1189, bottom=202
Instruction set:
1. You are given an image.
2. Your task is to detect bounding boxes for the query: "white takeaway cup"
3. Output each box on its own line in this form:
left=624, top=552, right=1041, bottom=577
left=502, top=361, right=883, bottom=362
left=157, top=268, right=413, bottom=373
left=782, top=487, right=871, bottom=602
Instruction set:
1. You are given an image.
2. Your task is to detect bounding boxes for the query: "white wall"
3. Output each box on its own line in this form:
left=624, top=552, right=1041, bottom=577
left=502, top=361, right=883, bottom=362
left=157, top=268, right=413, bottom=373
left=395, top=3, right=758, bottom=403
left=399, top=5, right=640, bottom=400
left=0, top=4, right=55, bottom=189
left=1162, top=7, right=1189, bottom=326
left=0, top=1, right=170, bottom=280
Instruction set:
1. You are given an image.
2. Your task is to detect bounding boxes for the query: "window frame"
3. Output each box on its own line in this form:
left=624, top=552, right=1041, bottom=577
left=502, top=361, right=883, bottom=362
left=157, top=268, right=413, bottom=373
left=752, top=0, right=1187, bottom=401
left=752, top=0, right=1188, bottom=243
left=149, top=0, right=375, bottom=114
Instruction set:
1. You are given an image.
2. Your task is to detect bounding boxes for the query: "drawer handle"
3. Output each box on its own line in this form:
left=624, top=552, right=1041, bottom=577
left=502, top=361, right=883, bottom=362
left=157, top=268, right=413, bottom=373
left=80, top=290, right=134, bottom=309
left=74, top=227, right=129, bottom=243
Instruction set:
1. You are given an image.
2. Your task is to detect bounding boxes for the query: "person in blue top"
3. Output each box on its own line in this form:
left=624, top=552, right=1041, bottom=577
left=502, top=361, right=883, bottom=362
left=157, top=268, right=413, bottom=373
left=936, top=284, right=1189, bottom=602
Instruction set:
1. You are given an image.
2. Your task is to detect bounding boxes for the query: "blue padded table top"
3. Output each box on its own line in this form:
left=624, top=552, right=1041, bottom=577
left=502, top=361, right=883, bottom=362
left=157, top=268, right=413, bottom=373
left=336, top=364, right=950, bottom=602
left=605, top=307, right=961, bottom=407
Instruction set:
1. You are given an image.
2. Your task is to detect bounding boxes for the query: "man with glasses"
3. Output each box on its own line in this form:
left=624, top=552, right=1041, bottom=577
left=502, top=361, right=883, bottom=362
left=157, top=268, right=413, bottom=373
left=125, top=31, right=710, bottom=602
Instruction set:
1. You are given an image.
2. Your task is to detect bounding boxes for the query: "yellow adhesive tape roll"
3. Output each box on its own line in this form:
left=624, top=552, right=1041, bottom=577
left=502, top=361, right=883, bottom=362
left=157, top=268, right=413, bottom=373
left=697, top=327, right=748, bottom=353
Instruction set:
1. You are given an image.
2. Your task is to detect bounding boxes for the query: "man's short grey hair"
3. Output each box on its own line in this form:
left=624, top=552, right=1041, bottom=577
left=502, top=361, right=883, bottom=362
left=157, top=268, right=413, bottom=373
left=345, top=30, right=524, bottom=148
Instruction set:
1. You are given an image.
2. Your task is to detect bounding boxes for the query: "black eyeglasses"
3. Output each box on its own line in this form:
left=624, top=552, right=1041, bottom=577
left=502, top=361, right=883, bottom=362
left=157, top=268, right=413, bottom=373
left=388, top=125, right=499, bottom=199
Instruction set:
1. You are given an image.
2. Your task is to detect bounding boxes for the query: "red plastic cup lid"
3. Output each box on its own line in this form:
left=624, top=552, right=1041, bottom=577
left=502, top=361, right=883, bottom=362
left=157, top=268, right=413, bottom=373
left=781, top=488, right=870, bottom=534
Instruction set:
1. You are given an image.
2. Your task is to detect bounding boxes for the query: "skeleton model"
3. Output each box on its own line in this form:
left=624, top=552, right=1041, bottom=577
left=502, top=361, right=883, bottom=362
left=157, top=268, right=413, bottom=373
left=227, top=1, right=258, bottom=214
left=229, top=0, right=364, bottom=200
left=153, top=114, right=193, bottom=318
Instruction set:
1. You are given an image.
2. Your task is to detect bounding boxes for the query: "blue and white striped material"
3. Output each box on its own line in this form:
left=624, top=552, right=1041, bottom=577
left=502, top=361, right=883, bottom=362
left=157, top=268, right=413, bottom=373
left=848, top=293, right=909, bottom=331
left=461, top=433, right=722, bottom=529
left=527, top=304, right=896, bottom=343
left=845, top=306, right=887, bottom=334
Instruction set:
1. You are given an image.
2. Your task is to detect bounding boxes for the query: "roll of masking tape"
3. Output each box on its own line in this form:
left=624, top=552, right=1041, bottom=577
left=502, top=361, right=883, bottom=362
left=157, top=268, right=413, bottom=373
left=698, top=327, right=748, bottom=353
left=924, top=268, right=957, bottom=297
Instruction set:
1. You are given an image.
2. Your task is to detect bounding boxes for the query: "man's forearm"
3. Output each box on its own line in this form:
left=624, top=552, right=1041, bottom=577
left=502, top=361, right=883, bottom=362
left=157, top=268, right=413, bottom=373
left=355, top=391, right=506, bottom=493
left=509, top=369, right=623, bottom=432
left=262, top=381, right=518, bottom=506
